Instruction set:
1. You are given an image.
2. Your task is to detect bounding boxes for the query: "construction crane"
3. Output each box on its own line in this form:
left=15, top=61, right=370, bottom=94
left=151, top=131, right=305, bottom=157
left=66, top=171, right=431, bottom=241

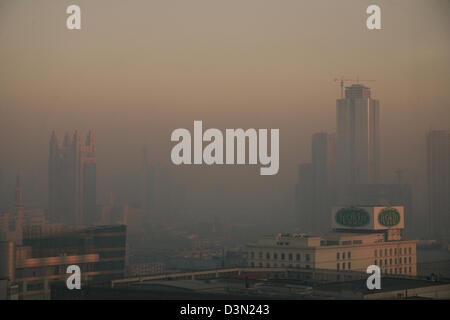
left=334, top=77, right=376, bottom=99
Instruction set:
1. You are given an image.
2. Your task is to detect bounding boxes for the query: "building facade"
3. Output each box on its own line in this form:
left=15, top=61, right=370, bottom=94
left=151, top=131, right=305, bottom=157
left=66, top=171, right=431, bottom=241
left=3, top=225, right=126, bottom=299
left=248, top=206, right=417, bottom=276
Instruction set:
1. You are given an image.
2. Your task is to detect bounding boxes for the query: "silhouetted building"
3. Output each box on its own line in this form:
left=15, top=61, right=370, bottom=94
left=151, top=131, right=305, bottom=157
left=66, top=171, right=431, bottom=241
left=312, top=132, right=337, bottom=233
left=427, top=130, right=450, bottom=239
left=336, top=84, right=380, bottom=185
left=48, top=130, right=97, bottom=226
left=295, top=133, right=337, bottom=234
left=141, top=148, right=174, bottom=224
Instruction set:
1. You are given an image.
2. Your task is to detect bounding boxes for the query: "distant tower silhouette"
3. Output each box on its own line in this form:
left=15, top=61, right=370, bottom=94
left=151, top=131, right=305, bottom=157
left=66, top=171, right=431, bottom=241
left=48, top=130, right=97, bottom=226
left=336, top=84, right=380, bottom=185
left=427, top=130, right=450, bottom=238
left=15, top=173, right=24, bottom=210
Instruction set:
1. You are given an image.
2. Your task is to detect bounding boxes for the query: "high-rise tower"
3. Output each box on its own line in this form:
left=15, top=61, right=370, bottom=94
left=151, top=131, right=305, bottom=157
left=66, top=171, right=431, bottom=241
left=311, top=132, right=336, bottom=233
left=336, top=84, right=380, bottom=185
left=48, top=130, right=97, bottom=226
left=427, top=130, right=450, bottom=238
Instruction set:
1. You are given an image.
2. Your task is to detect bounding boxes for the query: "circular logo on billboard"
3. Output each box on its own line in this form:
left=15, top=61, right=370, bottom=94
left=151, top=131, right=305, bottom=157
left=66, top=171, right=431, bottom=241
left=335, top=207, right=370, bottom=227
left=378, top=208, right=401, bottom=227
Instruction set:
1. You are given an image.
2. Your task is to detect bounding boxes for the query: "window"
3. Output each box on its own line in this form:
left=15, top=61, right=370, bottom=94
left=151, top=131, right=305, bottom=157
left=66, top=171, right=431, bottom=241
left=404, top=257, right=407, bottom=264
left=394, top=248, right=397, bottom=255
left=337, top=263, right=340, bottom=271
left=379, top=249, right=383, bottom=257
left=374, top=260, right=377, bottom=265
left=342, top=252, right=346, bottom=259
left=374, top=250, right=377, bottom=257
left=250, top=252, right=255, bottom=259
left=296, top=254, right=300, bottom=261
left=348, top=252, right=351, bottom=259
left=342, top=263, right=345, bottom=270
left=395, top=258, right=397, bottom=264
left=337, top=252, right=340, bottom=260
left=289, top=253, right=293, bottom=261
left=390, top=259, right=392, bottom=265
left=306, top=254, right=310, bottom=261
left=266, top=252, right=270, bottom=260
left=409, top=257, right=412, bottom=264
left=281, top=253, right=285, bottom=260
left=379, top=260, right=382, bottom=266
left=384, top=259, right=387, bottom=266
left=385, top=249, right=388, bottom=256
left=409, top=267, right=412, bottom=273
left=390, top=248, right=392, bottom=256
left=348, top=262, right=351, bottom=269
left=409, top=247, right=412, bottom=255
left=274, top=253, right=278, bottom=260
left=404, top=267, right=407, bottom=274
left=259, top=252, right=263, bottom=259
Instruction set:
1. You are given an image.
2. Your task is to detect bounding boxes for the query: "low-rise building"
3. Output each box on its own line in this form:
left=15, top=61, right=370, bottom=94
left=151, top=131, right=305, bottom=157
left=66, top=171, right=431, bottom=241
left=247, top=206, right=417, bottom=276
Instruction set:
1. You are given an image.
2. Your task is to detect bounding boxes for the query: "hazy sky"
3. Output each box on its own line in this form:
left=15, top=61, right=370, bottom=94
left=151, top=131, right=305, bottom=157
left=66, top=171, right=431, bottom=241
left=0, top=1, right=449, bottom=220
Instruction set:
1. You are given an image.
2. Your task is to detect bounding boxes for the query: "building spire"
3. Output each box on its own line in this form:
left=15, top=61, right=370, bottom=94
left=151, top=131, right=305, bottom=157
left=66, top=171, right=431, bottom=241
left=85, top=130, right=96, bottom=153
left=50, top=130, right=59, bottom=148
left=63, top=132, right=72, bottom=147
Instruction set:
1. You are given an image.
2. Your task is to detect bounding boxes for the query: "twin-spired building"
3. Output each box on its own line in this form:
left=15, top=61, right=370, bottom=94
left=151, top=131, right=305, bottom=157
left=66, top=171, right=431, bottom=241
left=247, top=206, right=417, bottom=276
left=48, top=130, right=97, bottom=226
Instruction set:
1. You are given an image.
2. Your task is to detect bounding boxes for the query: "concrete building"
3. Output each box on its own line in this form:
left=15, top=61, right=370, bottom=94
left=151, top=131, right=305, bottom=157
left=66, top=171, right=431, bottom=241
left=427, top=130, right=450, bottom=239
left=336, top=84, right=380, bottom=185
left=48, top=130, right=97, bottom=226
left=248, top=206, right=417, bottom=276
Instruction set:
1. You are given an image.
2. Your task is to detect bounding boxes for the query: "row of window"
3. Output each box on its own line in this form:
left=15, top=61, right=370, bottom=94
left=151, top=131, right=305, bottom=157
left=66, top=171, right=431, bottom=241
left=374, top=247, right=413, bottom=258
left=381, top=266, right=412, bottom=275
left=336, top=251, right=351, bottom=260
left=250, top=262, right=311, bottom=269
left=375, top=256, right=412, bottom=266
left=337, top=262, right=351, bottom=270
left=250, top=251, right=311, bottom=262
